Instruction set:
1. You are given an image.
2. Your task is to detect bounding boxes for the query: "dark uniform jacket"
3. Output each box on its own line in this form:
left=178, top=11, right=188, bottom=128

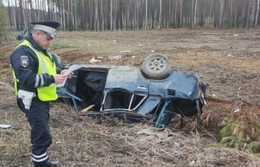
left=10, top=34, right=56, bottom=95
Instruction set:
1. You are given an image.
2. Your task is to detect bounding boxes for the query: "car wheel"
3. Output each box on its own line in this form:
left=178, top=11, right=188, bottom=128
left=142, top=54, right=171, bottom=79
left=51, top=53, right=61, bottom=67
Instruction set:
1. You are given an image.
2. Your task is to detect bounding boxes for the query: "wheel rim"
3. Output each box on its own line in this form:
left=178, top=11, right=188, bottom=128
left=148, top=57, right=165, bottom=72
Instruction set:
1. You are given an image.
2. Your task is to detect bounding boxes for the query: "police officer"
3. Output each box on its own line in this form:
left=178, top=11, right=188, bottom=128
left=10, top=21, right=72, bottom=167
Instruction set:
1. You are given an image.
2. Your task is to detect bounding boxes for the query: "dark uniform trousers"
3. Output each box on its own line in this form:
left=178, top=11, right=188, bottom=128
left=17, top=96, right=52, bottom=163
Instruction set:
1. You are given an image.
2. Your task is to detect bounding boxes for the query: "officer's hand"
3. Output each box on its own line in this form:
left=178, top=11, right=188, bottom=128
left=60, top=69, right=74, bottom=79
left=67, top=72, right=74, bottom=79
left=60, top=69, right=66, bottom=75
left=54, top=74, right=67, bottom=84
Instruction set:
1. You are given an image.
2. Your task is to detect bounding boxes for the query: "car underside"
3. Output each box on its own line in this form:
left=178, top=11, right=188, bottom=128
left=56, top=54, right=210, bottom=128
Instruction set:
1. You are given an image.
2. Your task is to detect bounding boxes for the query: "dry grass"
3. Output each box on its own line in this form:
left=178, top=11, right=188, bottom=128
left=2, top=99, right=260, bottom=167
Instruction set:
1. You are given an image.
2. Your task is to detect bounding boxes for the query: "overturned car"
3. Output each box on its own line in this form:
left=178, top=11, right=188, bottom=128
left=56, top=54, right=210, bottom=128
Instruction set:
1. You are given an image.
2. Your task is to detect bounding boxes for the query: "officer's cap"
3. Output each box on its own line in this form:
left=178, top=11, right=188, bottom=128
left=30, top=21, right=60, bottom=39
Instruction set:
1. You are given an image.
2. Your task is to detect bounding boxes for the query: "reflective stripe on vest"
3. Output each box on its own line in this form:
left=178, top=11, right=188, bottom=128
left=12, top=40, right=58, bottom=101
left=12, top=71, right=19, bottom=95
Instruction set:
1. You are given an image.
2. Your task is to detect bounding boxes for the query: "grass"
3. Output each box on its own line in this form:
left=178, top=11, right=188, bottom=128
left=50, top=43, right=77, bottom=50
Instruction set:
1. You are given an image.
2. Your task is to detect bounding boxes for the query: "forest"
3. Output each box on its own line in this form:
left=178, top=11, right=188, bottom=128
left=2, top=0, right=260, bottom=31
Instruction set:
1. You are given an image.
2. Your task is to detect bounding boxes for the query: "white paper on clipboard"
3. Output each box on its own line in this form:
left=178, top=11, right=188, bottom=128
left=56, top=64, right=84, bottom=87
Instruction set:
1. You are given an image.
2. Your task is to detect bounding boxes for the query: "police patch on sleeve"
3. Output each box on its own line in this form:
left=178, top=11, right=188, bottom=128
left=20, top=55, right=29, bottom=67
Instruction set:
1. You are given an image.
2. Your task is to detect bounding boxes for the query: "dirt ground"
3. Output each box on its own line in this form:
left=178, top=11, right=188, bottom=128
left=1, top=29, right=260, bottom=166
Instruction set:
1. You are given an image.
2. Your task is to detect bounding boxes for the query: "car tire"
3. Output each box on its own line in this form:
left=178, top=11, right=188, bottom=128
left=142, top=54, right=171, bottom=79
left=51, top=53, right=61, bottom=67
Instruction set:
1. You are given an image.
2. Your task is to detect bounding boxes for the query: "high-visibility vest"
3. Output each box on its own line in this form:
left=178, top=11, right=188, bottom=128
left=12, top=40, right=58, bottom=101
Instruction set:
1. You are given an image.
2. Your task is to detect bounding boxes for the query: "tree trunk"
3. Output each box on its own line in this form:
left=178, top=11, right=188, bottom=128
left=73, top=0, right=77, bottom=30
left=200, top=0, right=205, bottom=27
left=80, top=0, right=86, bottom=30
left=194, top=0, right=198, bottom=28
left=110, top=0, right=113, bottom=30
left=119, top=0, right=123, bottom=30
left=159, top=0, right=162, bottom=29
left=95, top=0, right=99, bottom=31
left=175, top=0, right=178, bottom=28
left=246, top=0, right=251, bottom=28
left=219, top=0, right=224, bottom=28
left=41, top=0, right=46, bottom=20
left=251, top=0, right=256, bottom=27
left=145, top=0, right=148, bottom=29
left=62, top=0, right=65, bottom=30
left=255, top=0, right=260, bottom=27
left=179, top=0, right=183, bottom=28
left=101, top=0, right=104, bottom=30
left=47, top=0, right=51, bottom=20
left=7, top=0, right=12, bottom=27
left=190, top=0, right=194, bottom=29
left=19, top=0, right=24, bottom=30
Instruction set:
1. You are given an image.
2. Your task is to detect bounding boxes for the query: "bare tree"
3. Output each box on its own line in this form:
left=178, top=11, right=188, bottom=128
left=199, top=0, right=206, bottom=27
left=159, top=0, right=162, bottom=29
left=193, top=0, right=198, bottom=28
left=7, top=0, right=12, bottom=27
left=150, top=0, right=155, bottom=29
left=14, top=0, right=19, bottom=30
left=119, top=0, right=123, bottom=30
left=245, top=0, right=252, bottom=28
left=219, top=0, right=224, bottom=28
left=27, top=0, right=34, bottom=22
left=41, top=0, right=46, bottom=20
left=60, top=0, right=65, bottom=30
left=95, top=0, right=99, bottom=31
left=80, top=0, right=86, bottom=30
left=136, top=0, right=139, bottom=29
left=73, top=0, right=77, bottom=30
left=115, top=0, right=119, bottom=30
left=227, top=0, right=234, bottom=28
left=207, top=0, right=214, bottom=27
left=47, top=0, right=51, bottom=20
left=19, top=0, right=25, bottom=29
left=110, top=0, right=113, bottom=30
left=67, top=0, right=74, bottom=31
left=175, top=0, right=179, bottom=27
left=190, top=0, right=194, bottom=29
left=145, top=0, right=148, bottom=29
left=255, top=0, right=260, bottom=27
left=179, top=0, right=183, bottom=28
left=251, top=0, right=256, bottom=27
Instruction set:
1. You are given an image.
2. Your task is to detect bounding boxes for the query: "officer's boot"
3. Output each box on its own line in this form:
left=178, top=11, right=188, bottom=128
left=34, top=160, right=58, bottom=167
